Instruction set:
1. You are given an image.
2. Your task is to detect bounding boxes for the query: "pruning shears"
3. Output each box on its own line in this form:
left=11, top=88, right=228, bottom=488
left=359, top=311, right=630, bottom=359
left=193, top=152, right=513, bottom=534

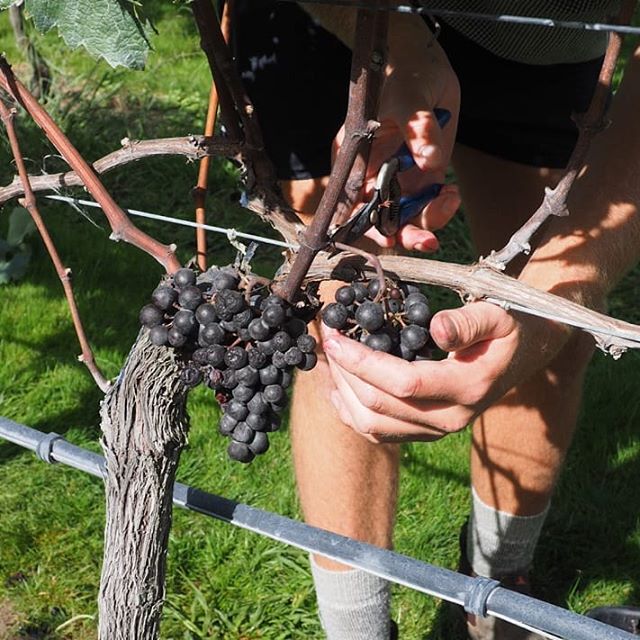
left=329, top=108, right=452, bottom=245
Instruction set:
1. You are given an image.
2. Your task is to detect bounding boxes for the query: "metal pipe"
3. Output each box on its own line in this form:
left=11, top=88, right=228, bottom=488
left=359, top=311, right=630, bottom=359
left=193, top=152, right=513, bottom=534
left=0, top=416, right=635, bottom=640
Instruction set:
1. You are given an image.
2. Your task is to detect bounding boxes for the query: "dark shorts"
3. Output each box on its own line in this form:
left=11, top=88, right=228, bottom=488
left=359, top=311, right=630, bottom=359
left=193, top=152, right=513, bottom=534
left=232, top=2, right=604, bottom=179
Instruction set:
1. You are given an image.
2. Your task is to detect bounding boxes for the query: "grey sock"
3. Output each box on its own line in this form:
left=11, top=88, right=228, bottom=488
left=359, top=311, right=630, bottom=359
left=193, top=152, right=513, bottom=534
left=310, top=556, right=391, bottom=640
left=467, top=487, right=550, bottom=577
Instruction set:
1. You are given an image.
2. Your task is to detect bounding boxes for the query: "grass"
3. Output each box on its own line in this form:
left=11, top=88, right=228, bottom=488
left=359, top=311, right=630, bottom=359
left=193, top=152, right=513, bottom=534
left=0, top=5, right=639, bottom=639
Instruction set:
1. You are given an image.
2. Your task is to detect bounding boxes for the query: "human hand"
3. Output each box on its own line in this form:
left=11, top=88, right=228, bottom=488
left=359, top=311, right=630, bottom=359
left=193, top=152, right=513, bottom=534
left=336, top=14, right=461, bottom=252
left=320, top=302, right=570, bottom=443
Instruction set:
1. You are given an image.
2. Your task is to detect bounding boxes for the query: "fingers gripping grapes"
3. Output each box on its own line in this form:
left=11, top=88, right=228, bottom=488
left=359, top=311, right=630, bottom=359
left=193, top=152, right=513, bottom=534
left=320, top=300, right=560, bottom=443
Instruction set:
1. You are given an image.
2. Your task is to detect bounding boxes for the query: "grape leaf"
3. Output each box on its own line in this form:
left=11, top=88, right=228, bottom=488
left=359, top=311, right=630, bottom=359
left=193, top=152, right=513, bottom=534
left=7, top=206, right=35, bottom=246
left=24, top=0, right=152, bottom=69
left=0, top=1, right=19, bottom=10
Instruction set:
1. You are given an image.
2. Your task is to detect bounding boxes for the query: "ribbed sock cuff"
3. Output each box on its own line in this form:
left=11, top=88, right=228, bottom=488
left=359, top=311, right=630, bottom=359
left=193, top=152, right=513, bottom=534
left=310, top=556, right=391, bottom=640
left=467, top=488, right=549, bottom=578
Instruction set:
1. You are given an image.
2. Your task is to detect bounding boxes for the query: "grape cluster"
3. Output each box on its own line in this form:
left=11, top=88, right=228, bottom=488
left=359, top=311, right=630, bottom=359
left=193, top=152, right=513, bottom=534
left=321, top=279, right=433, bottom=361
left=139, top=266, right=319, bottom=463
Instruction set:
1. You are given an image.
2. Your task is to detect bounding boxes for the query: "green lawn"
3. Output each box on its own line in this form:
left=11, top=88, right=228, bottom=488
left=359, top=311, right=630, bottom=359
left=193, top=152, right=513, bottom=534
left=1, top=6, right=639, bottom=640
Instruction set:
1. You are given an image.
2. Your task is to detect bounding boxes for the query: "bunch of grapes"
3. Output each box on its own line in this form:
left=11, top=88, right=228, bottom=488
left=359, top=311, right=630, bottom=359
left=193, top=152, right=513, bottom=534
left=321, top=278, right=433, bottom=362
left=139, top=266, right=319, bottom=463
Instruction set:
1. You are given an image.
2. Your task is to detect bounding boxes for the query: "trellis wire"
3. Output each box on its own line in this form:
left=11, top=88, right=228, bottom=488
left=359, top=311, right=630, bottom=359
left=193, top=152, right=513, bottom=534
left=281, top=0, right=640, bottom=36
left=46, top=193, right=640, bottom=348
left=0, top=416, right=636, bottom=640
left=45, top=194, right=297, bottom=250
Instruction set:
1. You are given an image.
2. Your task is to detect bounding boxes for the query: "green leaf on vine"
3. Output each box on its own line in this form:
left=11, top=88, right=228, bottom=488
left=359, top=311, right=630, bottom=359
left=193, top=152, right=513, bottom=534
left=0, top=1, right=19, bottom=10
left=24, top=0, right=152, bottom=69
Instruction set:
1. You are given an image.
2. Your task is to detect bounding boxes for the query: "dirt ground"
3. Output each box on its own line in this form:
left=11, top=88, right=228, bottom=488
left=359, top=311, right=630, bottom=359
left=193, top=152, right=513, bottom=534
left=0, top=599, right=18, bottom=640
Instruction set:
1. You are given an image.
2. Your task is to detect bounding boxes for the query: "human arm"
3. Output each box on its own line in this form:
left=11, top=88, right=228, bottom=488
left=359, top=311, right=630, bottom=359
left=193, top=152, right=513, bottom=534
left=322, top=45, right=640, bottom=442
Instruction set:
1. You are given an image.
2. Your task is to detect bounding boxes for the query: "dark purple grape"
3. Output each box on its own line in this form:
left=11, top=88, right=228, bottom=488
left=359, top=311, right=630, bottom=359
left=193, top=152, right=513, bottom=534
left=248, top=392, right=268, bottom=415
left=262, top=304, right=286, bottom=328
left=365, top=332, right=393, bottom=352
left=297, top=334, right=316, bottom=354
left=232, top=422, right=254, bottom=444
left=259, top=365, right=280, bottom=386
left=405, top=302, right=430, bottom=327
left=398, top=343, right=416, bottom=361
left=284, top=346, right=303, bottom=366
left=238, top=328, right=251, bottom=342
left=180, top=366, right=202, bottom=387
left=178, top=285, right=203, bottom=310
left=272, top=351, right=288, bottom=369
left=192, top=348, right=209, bottom=364
left=387, top=299, right=402, bottom=314
left=247, top=347, right=268, bottom=369
left=285, top=318, right=307, bottom=339
left=206, top=344, right=226, bottom=366
left=224, top=346, right=248, bottom=370
left=213, top=269, right=240, bottom=291
left=404, top=292, right=428, bottom=308
left=263, top=384, right=285, bottom=404
left=257, top=339, right=277, bottom=356
left=234, top=308, right=253, bottom=328
left=173, top=268, right=196, bottom=288
left=246, top=412, right=268, bottom=431
left=281, top=369, right=293, bottom=388
left=215, top=289, right=245, bottom=315
left=236, top=366, right=259, bottom=387
left=352, top=282, right=369, bottom=302
left=270, top=396, right=289, bottom=413
left=367, top=279, right=383, bottom=299
left=322, top=303, right=349, bottom=330
left=400, top=325, right=428, bottom=350
left=248, top=431, right=270, bottom=455
left=219, top=413, right=237, bottom=435
left=222, top=368, right=238, bottom=389
left=402, top=283, right=421, bottom=296
left=140, top=304, right=163, bottom=327
left=168, top=327, right=187, bottom=347
left=232, top=385, right=255, bottom=402
left=208, top=368, right=224, bottom=389
left=173, top=309, right=197, bottom=335
left=227, top=441, right=254, bottom=463
left=220, top=318, right=240, bottom=333
left=355, top=302, right=385, bottom=332
left=273, top=331, right=294, bottom=353
left=226, top=400, right=249, bottom=421
left=149, top=325, right=169, bottom=346
left=152, top=286, right=178, bottom=311
left=298, top=352, right=318, bottom=371
left=262, top=294, right=287, bottom=309
left=199, top=322, right=225, bottom=346
left=335, top=285, right=356, bottom=306
left=248, top=318, right=271, bottom=341
left=196, top=303, right=217, bottom=325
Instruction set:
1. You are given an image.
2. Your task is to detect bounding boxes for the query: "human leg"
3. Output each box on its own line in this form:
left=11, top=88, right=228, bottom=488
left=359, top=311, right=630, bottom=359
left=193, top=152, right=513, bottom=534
left=453, top=145, right=595, bottom=637
left=285, top=179, right=400, bottom=639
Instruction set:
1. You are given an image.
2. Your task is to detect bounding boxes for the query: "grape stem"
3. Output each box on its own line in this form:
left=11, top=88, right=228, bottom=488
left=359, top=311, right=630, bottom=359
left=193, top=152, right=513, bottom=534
left=0, top=99, right=110, bottom=392
left=333, top=242, right=387, bottom=302
left=275, top=8, right=389, bottom=303
left=483, top=0, right=636, bottom=270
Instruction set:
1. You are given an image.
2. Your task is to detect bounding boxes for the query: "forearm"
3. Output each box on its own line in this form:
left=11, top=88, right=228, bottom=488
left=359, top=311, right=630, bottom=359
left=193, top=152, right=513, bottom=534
left=521, top=45, right=640, bottom=307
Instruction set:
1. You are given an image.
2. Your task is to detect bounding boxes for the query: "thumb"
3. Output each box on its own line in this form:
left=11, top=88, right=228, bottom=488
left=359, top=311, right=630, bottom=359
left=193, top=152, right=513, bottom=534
left=430, top=303, right=516, bottom=352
